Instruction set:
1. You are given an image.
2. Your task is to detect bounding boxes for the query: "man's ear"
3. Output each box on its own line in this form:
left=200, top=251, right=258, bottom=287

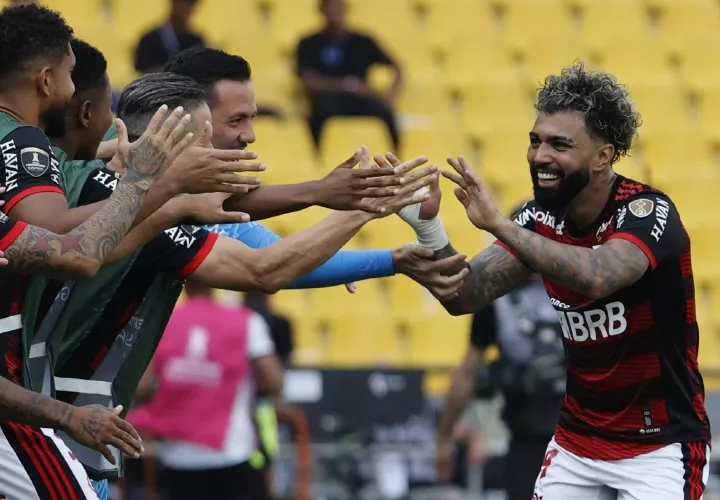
left=79, top=99, right=92, bottom=129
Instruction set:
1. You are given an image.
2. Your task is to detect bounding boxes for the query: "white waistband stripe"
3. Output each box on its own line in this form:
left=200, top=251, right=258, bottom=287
left=0, top=315, right=22, bottom=334
left=29, top=342, right=46, bottom=359
left=54, top=378, right=112, bottom=396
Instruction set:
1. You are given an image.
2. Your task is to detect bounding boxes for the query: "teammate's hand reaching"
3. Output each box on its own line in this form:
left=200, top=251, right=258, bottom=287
left=160, top=120, right=266, bottom=196
left=116, top=104, right=195, bottom=179
left=442, top=156, right=504, bottom=232
left=65, top=404, right=144, bottom=465
left=392, top=244, right=469, bottom=300
left=374, top=152, right=442, bottom=220
left=313, top=147, right=426, bottom=213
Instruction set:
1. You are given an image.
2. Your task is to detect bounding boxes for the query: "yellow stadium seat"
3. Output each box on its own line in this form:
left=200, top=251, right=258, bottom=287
left=598, top=40, right=674, bottom=86
left=42, top=0, right=109, bottom=39
left=688, top=227, right=720, bottom=285
left=444, top=37, right=518, bottom=91
left=110, top=0, right=167, bottom=50
left=424, top=0, right=496, bottom=54
left=520, top=37, right=592, bottom=91
left=676, top=43, right=720, bottom=92
left=386, top=275, right=440, bottom=317
left=324, top=315, right=407, bottom=366
left=291, top=315, right=328, bottom=366
left=462, top=82, right=536, bottom=139
left=396, top=83, right=454, bottom=125
left=309, top=279, right=387, bottom=320
left=646, top=0, right=720, bottom=53
left=251, top=118, right=318, bottom=185
left=405, top=315, right=470, bottom=367
left=269, top=0, right=322, bottom=54
left=696, top=87, right=720, bottom=141
left=570, top=0, right=651, bottom=52
left=191, top=0, right=258, bottom=49
left=496, top=0, right=575, bottom=52
left=359, top=217, right=416, bottom=250
left=477, top=132, right=533, bottom=187
left=319, top=117, right=393, bottom=169
left=634, top=132, right=713, bottom=185
left=400, top=125, right=471, bottom=166
left=271, top=289, right=313, bottom=318
left=613, top=155, right=650, bottom=185
left=664, top=179, right=720, bottom=228
left=629, top=84, right=692, bottom=134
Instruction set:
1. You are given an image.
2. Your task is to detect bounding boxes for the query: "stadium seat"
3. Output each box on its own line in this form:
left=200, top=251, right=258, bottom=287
left=359, top=217, right=416, bottom=250
left=110, top=0, right=167, bottom=50
left=251, top=118, right=318, bottom=185
left=630, top=84, right=692, bottom=134
left=664, top=180, right=720, bottom=229
left=386, top=276, right=440, bottom=318
left=405, top=315, right=470, bottom=367
left=676, top=43, right=720, bottom=92
left=43, top=0, right=110, bottom=40
left=598, top=39, right=674, bottom=86
left=400, top=125, right=471, bottom=167
left=695, top=87, right=720, bottom=141
left=461, top=82, right=536, bottom=139
left=269, top=0, right=322, bottom=54
left=395, top=83, right=454, bottom=126
left=309, top=279, right=387, bottom=320
left=477, top=132, right=533, bottom=187
left=424, top=0, right=496, bottom=54
left=645, top=0, right=720, bottom=54
left=613, top=155, right=650, bottom=185
left=571, top=0, right=652, bottom=52
left=687, top=227, right=720, bottom=284
left=634, top=132, right=714, bottom=185
left=496, top=0, right=575, bottom=52
left=291, top=314, right=328, bottom=366
left=190, top=0, right=255, bottom=49
left=519, top=36, right=592, bottom=91
left=443, top=37, right=518, bottom=91
left=324, top=314, right=407, bottom=366
left=319, top=117, right=393, bottom=169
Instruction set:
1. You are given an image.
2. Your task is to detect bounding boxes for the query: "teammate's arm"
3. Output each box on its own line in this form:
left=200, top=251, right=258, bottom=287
left=222, top=151, right=429, bottom=220
left=0, top=375, right=142, bottom=463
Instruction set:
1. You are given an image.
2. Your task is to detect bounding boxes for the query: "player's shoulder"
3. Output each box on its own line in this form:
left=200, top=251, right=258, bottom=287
left=162, top=223, right=210, bottom=249
left=0, top=124, right=52, bottom=151
left=612, top=176, right=677, bottom=220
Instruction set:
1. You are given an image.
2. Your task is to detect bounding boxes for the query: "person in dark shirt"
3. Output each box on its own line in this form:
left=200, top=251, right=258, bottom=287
left=296, top=0, right=403, bottom=150
left=244, top=291, right=294, bottom=367
left=134, top=0, right=205, bottom=74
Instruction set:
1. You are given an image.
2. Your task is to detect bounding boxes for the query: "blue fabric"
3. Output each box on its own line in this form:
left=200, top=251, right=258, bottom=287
left=203, top=222, right=395, bottom=288
left=91, top=479, right=108, bottom=500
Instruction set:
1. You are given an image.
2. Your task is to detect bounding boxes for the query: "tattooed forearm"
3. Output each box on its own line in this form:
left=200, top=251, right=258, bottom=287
left=4, top=169, right=154, bottom=280
left=120, top=135, right=167, bottom=176
left=0, top=375, right=75, bottom=430
left=431, top=243, right=532, bottom=315
left=492, top=218, right=649, bottom=299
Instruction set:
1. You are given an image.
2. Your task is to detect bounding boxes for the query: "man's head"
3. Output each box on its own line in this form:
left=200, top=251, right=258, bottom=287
left=117, top=72, right=209, bottom=142
left=170, top=0, right=199, bottom=27
left=0, top=4, right=75, bottom=136
left=50, top=39, right=113, bottom=160
left=320, top=0, right=347, bottom=31
left=528, top=62, right=640, bottom=211
left=165, top=47, right=256, bottom=150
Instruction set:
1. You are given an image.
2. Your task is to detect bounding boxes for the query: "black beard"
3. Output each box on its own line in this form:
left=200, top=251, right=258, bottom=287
left=41, top=106, right=67, bottom=139
left=531, top=166, right=590, bottom=211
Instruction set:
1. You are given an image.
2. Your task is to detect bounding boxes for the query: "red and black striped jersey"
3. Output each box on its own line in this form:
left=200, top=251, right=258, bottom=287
left=496, top=175, right=710, bottom=460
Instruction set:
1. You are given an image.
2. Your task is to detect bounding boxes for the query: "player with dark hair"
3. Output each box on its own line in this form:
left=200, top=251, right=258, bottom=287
left=400, top=62, right=710, bottom=498
left=48, top=39, right=114, bottom=162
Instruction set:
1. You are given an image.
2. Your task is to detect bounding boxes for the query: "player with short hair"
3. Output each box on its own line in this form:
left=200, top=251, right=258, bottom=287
left=401, top=62, right=710, bottom=499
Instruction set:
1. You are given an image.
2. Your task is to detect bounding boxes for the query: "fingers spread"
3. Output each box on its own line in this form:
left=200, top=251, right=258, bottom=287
left=393, top=156, right=429, bottom=176
left=440, top=169, right=468, bottom=188
left=384, top=152, right=403, bottom=168
left=145, top=104, right=169, bottom=136
left=355, top=166, right=396, bottom=179
left=373, top=154, right=392, bottom=169
left=157, top=106, right=185, bottom=139
left=339, top=148, right=363, bottom=169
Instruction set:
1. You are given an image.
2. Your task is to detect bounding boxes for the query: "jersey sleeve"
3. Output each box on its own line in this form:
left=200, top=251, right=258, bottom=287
left=76, top=166, right=122, bottom=205
left=135, top=225, right=219, bottom=278
left=0, top=126, right=63, bottom=212
left=608, top=193, right=686, bottom=270
left=0, top=212, right=26, bottom=252
left=493, top=200, right=539, bottom=257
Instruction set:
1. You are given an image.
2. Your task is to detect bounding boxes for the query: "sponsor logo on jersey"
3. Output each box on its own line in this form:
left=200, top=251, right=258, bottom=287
left=596, top=216, right=614, bottom=241
left=49, top=155, right=60, bottom=185
left=628, top=198, right=654, bottom=218
left=164, top=225, right=197, bottom=248
left=550, top=297, right=571, bottom=309
left=514, top=206, right=557, bottom=230
left=555, top=219, right=565, bottom=235
left=616, top=205, right=627, bottom=229
left=20, top=146, right=50, bottom=177
left=0, top=211, right=8, bottom=224
left=650, top=198, right=670, bottom=243
left=93, top=169, right=121, bottom=191
left=556, top=301, right=627, bottom=342
left=1, top=139, right=18, bottom=191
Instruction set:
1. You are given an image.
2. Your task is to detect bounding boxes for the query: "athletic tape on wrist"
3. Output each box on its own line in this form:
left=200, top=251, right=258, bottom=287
left=397, top=187, right=448, bottom=250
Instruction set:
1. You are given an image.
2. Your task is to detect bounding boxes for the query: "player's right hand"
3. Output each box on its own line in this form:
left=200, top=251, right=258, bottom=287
left=435, top=438, right=454, bottom=482
left=115, top=105, right=196, bottom=178
left=66, top=404, right=143, bottom=465
left=163, top=120, right=266, bottom=195
left=179, top=191, right=252, bottom=224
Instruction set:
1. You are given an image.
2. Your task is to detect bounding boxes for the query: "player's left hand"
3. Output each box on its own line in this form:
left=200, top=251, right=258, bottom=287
left=392, top=244, right=469, bottom=300
left=442, top=156, right=505, bottom=232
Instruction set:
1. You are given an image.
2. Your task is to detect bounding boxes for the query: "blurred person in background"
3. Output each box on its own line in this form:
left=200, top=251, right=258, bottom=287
left=130, top=280, right=282, bottom=500
left=296, top=0, right=403, bottom=150
left=134, top=0, right=205, bottom=74
left=435, top=213, right=565, bottom=499
left=244, top=291, right=294, bottom=367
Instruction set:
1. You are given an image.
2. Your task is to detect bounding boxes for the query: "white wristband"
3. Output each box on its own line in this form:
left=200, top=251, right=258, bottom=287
left=398, top=187, right=449, bottom=250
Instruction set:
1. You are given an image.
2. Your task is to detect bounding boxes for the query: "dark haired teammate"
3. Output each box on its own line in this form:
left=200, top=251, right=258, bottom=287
left=402, top=62, right=710, bottom=498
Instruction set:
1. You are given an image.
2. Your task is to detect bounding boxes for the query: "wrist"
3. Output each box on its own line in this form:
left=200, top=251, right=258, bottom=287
left=489, top=215, right=513, bottom=238
left=414, top=216, right=449, bottom=250
left=304, top=179, right=328, bottom=208
left=58, top=404, right=75, bottom=432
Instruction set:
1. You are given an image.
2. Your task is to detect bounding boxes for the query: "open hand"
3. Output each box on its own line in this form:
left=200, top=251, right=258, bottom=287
left=65, top=404, right=143, bottom=465
left=162, top=121, right=266, bottom=196
left=116, top=105, right=195, bottom=178
left=375, top=152, right=442, bottom=221
left=392, top=244, right=469, bottom=300
left=442, top=156, right=504, bottom=232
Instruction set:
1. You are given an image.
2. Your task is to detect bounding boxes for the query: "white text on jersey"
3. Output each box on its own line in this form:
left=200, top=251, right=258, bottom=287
left=557, top=301, right=628, bottom=342
left=1, top=139, right=18, bottom=191
left=651, top=199, right=670, bottom=243
left=93, top=170, right=120, bottom=191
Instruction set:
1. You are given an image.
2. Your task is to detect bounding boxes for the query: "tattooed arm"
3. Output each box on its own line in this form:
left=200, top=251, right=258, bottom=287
left=0, top=376, right=142, bottom=462
left=491, top=218, right=649, bottom=299
left=3, top=169, right=154, bottom=280
left=423, top=243, right=533, bottom=316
